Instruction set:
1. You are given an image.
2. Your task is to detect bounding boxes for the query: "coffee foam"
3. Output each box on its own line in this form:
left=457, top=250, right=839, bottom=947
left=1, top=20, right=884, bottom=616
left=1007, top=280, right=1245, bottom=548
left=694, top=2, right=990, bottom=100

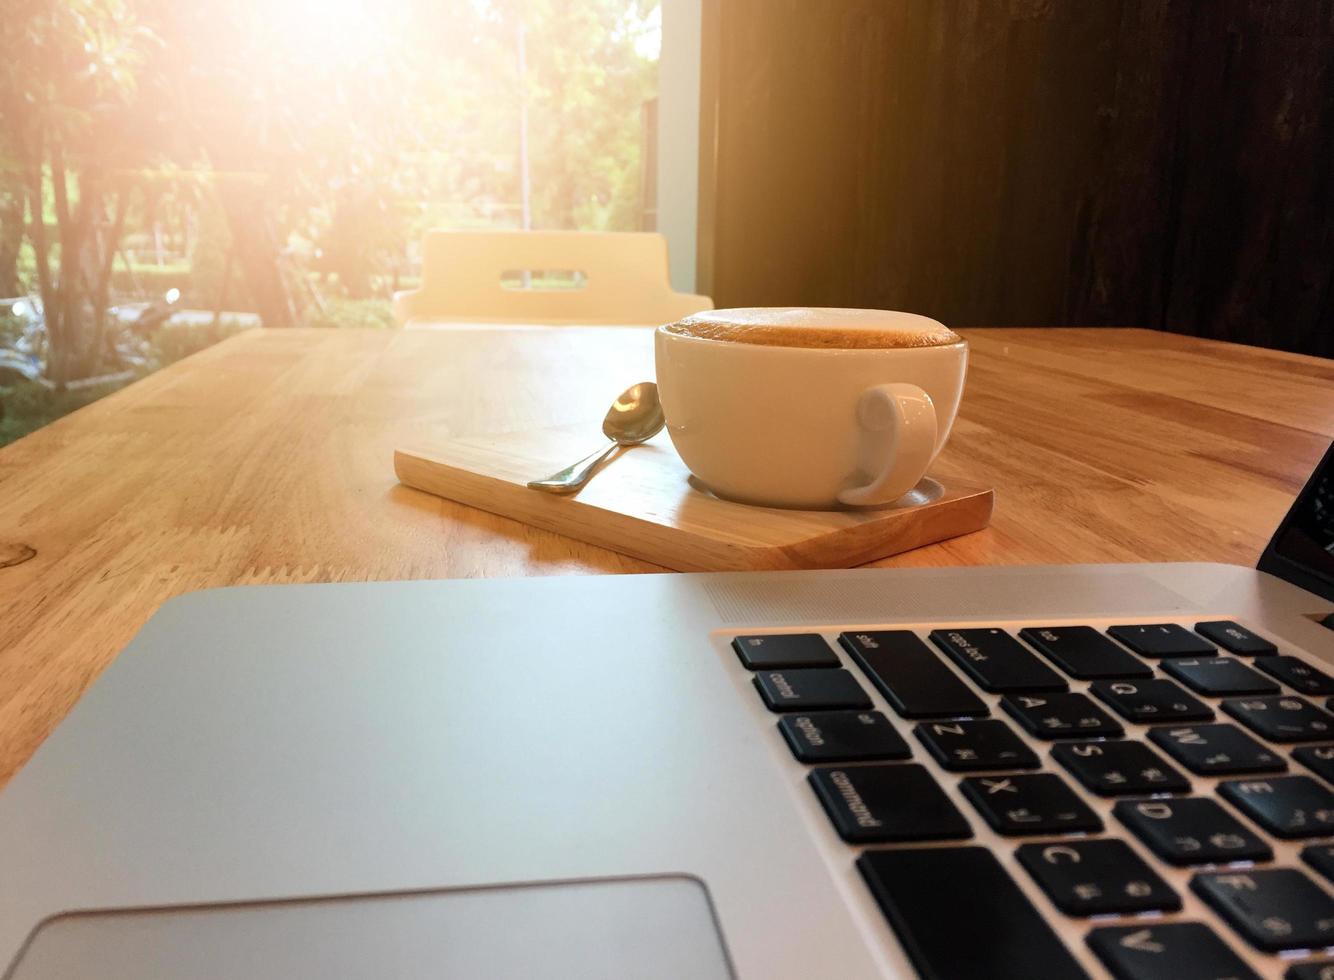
left=662, top=307, right=961, bottom=350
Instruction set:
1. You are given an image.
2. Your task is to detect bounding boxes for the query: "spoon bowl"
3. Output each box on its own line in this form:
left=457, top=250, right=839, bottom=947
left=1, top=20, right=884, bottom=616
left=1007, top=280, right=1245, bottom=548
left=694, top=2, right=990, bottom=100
left=602, top=382, right=665, bottom=446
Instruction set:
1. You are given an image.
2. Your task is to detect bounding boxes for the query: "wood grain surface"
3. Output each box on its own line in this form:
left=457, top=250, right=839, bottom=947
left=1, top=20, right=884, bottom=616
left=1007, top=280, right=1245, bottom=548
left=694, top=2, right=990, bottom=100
left=394, top=430, right=993, bottom=572
left=0, top=325, right=1331, bottom=789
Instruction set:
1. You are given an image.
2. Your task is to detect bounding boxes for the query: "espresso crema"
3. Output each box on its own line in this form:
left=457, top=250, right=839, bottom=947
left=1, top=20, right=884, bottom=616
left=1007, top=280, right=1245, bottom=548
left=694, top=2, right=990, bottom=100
left=662, top=307, right=961, bottom=350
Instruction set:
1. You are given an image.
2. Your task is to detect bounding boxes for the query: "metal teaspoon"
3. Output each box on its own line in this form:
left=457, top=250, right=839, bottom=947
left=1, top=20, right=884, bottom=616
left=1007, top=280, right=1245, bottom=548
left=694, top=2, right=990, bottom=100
left=526, top=382, right=665, bottom=495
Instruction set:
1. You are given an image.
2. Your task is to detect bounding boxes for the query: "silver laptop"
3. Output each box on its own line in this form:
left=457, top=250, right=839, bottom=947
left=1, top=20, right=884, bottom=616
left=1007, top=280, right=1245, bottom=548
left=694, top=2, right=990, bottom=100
left=2, top=443, right=1333, bottom=980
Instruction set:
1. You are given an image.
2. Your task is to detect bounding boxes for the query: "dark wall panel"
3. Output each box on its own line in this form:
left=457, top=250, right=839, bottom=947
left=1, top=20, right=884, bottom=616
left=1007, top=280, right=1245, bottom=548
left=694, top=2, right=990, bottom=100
left=699, top=0, right=1333, bottom=356
left=1164, top=2, right=1334, bottom=354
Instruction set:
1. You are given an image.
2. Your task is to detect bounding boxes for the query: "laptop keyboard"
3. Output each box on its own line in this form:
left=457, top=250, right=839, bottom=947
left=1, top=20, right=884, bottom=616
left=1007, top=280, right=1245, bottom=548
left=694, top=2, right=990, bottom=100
left=731, top=621, right=1334, bottom=980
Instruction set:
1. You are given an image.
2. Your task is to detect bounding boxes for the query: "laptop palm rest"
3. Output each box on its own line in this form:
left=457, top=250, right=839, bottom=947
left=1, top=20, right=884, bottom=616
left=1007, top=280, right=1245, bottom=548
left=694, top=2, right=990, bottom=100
left=6, top=876, right=734, bottom=980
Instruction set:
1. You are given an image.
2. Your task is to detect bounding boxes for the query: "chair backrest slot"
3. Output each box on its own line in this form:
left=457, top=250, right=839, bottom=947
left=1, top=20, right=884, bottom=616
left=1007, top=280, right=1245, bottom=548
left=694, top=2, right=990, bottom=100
left=499, top=269, right=589, bottom=291
left=393, top=231, right=713, bottom=327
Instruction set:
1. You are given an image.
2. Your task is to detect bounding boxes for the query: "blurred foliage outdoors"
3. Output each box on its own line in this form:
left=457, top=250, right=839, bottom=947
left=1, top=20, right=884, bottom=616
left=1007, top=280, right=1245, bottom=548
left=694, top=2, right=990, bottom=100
left=0, top=0, right=659, bottom=444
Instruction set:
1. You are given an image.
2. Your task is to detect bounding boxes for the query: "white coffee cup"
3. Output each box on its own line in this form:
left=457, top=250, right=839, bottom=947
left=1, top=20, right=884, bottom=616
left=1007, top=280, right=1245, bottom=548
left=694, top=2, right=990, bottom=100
left=654, top=307, right=967, bottom=510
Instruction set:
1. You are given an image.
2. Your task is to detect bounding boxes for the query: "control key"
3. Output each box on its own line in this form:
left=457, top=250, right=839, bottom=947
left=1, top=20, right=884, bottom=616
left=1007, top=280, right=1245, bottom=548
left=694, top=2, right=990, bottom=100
left=753, top=668, right=870, bottom=712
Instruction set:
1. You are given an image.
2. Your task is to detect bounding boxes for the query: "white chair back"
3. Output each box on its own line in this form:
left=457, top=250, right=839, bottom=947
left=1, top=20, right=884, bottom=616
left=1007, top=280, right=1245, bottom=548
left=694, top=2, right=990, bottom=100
left=393, top=230, right=712, bottom=327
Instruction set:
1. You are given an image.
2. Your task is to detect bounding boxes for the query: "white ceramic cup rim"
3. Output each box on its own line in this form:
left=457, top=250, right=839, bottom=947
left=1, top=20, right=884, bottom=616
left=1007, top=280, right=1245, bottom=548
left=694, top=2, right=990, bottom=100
left=655, top=325, right=967, bottom=356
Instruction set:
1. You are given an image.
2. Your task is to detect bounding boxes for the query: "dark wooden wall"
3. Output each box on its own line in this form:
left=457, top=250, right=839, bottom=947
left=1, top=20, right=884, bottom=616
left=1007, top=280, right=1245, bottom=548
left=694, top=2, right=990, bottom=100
left=698, top=0, right=1334, bottom=357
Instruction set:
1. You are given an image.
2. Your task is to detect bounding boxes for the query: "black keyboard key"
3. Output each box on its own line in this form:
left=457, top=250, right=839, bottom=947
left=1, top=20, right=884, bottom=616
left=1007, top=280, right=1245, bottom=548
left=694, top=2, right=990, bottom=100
left=777, top=710, right=909, bottom=762
left=1148, top=724, right=1287, bottom=775
left=1218, top=775, right=1334, bottom=838
left=1018, top=626, right=1153, bottom=679
left=1223, top=696, right=1334, bottom=742
left=1109, top=624, right=1216, bottom=658
left=927, top=628, right=1067, bottom=693
left=1195, top=620, right=1277, bottom=656
left=1088, top=923, right=1259, bottom=980
left=1192, top=868, right=1334, bottom=952
left=1002, top=692, right=1124, bottom=740
left=1114, top=797, right=1272, bottom=865
left=1092, top=679, right=1214, bottom=723
left=1294, top=745, right=1334, bottom=784
left=839, top=631, right=987, bottom=719
left=960, top=772, right=1102, bottom=835
left=1162, top=657, right=1279, bottom=696
left=1017, top=838, right=1179, bottom=915
left=753, top=668, right=870, bottom=712
left=808, top=764, right=971, bottom=843
left=1286, top=961, right=1334, bottom=980
left=1255, top=656, right=1334, bottom=696
left=913, top=719, right=1040, bottom=771
left=732, top=633, right=838, bottom=669
left=858, top=847, right=1090, bottom=980
left=1052, top=740, right=1189, bottom=795
left=1301, top=843, right=1334, bottom=885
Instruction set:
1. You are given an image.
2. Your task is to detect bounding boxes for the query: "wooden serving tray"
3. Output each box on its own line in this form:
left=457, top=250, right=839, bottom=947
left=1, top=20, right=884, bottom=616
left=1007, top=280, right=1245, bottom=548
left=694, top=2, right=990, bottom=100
left=395, top=426, right=993, bottom=572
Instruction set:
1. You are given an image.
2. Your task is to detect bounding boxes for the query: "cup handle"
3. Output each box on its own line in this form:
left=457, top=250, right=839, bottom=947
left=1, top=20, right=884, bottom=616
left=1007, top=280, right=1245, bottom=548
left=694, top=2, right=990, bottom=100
left=837, top=383, right=937, bottom=507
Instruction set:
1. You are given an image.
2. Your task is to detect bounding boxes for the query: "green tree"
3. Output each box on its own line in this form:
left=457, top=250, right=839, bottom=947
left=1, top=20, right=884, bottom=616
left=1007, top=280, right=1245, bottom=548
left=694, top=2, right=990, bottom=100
left=0, top=182, right=22, bottom=297
left=0, top=0, right=160, bottom=381
left=139, top=0, right=659, bottom=315
left=145, top=0, right=447, bottom=319
left=436, top=0, right=658, bottom=232
left=520, top=0, right=658, bottom=230
left=2, top=0, right=660, bottom=356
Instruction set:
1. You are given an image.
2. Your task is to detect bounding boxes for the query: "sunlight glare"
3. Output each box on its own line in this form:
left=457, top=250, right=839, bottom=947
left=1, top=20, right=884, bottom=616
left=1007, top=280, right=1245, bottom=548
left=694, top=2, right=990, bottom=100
left=266, top=0, right=394, bottom=66
left=635, top=4, right=662, bottom=60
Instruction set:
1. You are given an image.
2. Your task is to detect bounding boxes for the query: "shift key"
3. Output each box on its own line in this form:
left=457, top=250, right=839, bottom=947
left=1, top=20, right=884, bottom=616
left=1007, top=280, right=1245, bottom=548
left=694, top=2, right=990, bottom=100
left=840, top=631, right=988, bottom=718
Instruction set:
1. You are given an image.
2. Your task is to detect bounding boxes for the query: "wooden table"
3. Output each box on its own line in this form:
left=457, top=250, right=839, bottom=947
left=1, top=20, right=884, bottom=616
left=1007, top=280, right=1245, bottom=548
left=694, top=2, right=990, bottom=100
left=1, top=326, right=1331, bottom=788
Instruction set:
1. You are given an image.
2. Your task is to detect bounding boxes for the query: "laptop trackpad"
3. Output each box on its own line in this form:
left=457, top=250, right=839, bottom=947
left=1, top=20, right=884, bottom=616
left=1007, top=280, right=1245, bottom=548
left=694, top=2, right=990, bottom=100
left=9, top=876, right=734, bottom=979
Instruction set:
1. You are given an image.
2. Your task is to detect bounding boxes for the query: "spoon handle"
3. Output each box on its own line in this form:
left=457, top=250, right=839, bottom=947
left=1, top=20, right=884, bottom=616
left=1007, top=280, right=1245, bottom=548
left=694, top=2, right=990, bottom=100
left=526, top=441, right=620, bottom=495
